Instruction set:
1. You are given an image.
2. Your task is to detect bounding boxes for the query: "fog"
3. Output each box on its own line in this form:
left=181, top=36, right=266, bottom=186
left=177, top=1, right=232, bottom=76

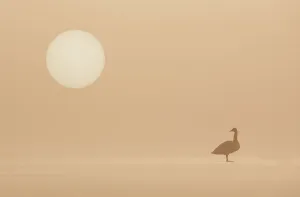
left=2, top=0, right=300, bottom=196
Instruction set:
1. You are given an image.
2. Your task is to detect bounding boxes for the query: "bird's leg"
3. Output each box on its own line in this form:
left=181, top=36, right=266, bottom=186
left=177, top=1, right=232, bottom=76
left=226, top=155, right=234, bottom=163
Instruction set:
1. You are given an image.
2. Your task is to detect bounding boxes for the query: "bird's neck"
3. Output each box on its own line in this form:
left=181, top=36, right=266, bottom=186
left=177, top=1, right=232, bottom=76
left=233, top=132, right=238, bottom=142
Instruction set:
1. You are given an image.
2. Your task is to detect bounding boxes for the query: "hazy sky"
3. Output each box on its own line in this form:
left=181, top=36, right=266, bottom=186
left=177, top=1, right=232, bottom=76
left=2, top=0, right=300, bottom=161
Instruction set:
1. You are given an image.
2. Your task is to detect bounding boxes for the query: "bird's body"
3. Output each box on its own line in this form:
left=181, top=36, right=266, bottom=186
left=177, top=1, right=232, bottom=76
left=211, top=128, right=240, bottom=162
left=212, top=140, right=240, bottom=155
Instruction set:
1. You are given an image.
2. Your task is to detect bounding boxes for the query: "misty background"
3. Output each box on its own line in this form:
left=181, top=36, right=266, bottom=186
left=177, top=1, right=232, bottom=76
left=1, top=0, right=300, bottom=162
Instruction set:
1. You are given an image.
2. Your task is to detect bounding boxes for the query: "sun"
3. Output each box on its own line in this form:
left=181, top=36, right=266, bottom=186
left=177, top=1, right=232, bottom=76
left=46, top=30, right=105, bottom=88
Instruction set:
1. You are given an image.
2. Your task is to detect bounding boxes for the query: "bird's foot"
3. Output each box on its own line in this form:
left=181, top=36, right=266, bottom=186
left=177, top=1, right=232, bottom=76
left=226, top=160, right=234, bottom=163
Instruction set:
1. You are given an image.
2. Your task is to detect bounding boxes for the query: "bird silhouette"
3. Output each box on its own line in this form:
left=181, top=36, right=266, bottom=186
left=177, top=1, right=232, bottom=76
left=211, top=128, right=240, bottom=162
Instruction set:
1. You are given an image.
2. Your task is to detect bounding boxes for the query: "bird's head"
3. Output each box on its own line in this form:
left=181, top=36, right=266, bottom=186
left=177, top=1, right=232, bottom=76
left=230, top=128, right=238, bottom=133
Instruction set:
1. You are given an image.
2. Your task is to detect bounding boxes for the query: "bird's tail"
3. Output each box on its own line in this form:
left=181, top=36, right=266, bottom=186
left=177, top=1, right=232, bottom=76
left=211, top=149, right=219, bottom=154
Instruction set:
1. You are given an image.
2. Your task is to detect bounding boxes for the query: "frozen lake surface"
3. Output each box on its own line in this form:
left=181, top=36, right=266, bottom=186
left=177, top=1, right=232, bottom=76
left=1, top=158, right=300, bottom=197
